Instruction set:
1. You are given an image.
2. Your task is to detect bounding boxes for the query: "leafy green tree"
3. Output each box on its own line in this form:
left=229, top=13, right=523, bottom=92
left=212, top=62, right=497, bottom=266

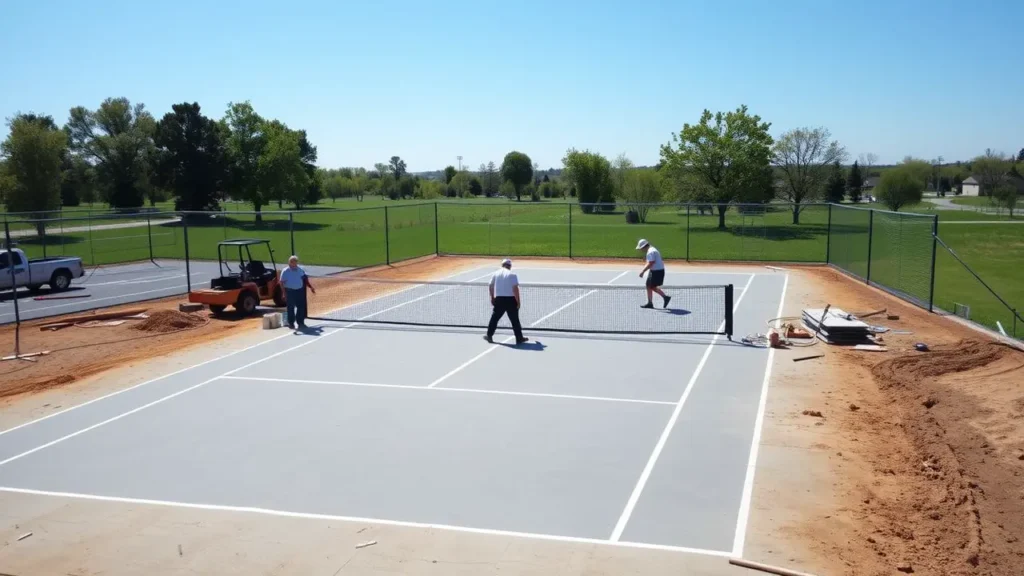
left=846, top=160, right=863, bottom=203
left=993, top=181, right=1018, bottom=218
left=499, top=180, right=516, bottom=199
left=153, top=102, right=226, bottom=212
left=773, top=127, right=846, bottom=223
left=938, top=175, right=952, bottom=194
left=66, top=98, right=156, bottom=209
left=875, top=166, right=923, bottom=211
left=298, top=131, right=320, bottom=206
left=1017, top=148, right=1023, bottom=163
left=258, top=121, right=309, bottom=209
left=619, top=169, right=663, bottom=222
left=952, top=173, right=964, bottom=194
left=972, top=150, right=1010, bottom=196
left=468, top=176, right=483, bottom=196
left=481, top=161, right=499, bottom=195
left=611, top=153, right=634, bottom=196
left=899, top=156, right=932, bottom=190
left=561, top=148, right=612, bottom=213
left=825, top=160, right=846, bottom=203
left=389, top=156, right=407, bottom=182
left=1, top=113, right=67, bottom=231
left=397, top=175, right=416, bottom=198
left=660, top=105, right=773, bottom=229
left=500, top=151, right=533, bottom=201
left=222, top=101, right=267, bottom=219
left=443, top=165, right=456, bottom=184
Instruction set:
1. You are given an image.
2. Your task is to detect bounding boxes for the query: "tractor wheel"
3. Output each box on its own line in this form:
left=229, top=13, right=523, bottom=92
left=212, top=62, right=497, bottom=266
left=236, top=291, right=259, bottom=315
left=209, top=305, right=227, bottom=315
left=272, top=285, right=286, bottom=307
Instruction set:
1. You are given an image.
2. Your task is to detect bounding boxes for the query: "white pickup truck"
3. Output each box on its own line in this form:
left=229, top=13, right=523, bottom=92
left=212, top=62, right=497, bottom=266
left=0, top=248, right=85, bottom=292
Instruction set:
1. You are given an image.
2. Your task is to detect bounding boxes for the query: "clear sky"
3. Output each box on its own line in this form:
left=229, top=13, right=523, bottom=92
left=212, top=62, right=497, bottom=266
left=2, top=0, right=1021, bottom=172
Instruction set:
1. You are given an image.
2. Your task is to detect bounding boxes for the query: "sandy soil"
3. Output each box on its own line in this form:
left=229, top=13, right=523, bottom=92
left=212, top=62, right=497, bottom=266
left=744, top=266, right=1024, bottom=576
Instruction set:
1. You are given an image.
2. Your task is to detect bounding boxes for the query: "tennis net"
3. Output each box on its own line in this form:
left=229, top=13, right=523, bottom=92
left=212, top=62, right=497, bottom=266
left=307, top=276, right=734, bottom=337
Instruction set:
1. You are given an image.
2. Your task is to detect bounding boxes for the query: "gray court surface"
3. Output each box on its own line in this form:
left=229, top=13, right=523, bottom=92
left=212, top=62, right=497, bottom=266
left=0, top=264, right=786, bottom=557
left=0, top=259, right=348, bottom=324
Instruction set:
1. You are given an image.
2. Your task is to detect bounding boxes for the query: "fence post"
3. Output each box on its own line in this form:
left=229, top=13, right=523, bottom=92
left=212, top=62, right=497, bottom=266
left=434, top=202, right=439, bottom=255
left=147, top=214, right=154, bottom=262
left=183, top=217, right=192, bottom=293
left=4, top=222, right=23, bottom=358
left=568, top=203, right=573, bottom=258
left=289, top=212, right=295, bottom=257
left=88, top=215, right=96, bottom=267
left=685, top=204, right=691, bottom=262
left=865, top=209, right=874, bottom=284
left=384, top=206, right=390, bottom=265
left=928, top=215, right=938, bottom=312
left=825, top=203, right=832, bottom=264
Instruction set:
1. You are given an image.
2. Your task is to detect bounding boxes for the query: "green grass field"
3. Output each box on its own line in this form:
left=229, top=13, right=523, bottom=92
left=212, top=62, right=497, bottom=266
left=6, top=199, right=1020, bottom=339
left=950, top=196, right=996, bottom=207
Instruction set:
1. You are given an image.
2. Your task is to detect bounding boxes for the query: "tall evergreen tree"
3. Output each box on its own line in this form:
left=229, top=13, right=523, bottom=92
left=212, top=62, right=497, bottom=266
left=846, top=160, right=864, bottom=203
left=825, top=160, right=846, bottom=203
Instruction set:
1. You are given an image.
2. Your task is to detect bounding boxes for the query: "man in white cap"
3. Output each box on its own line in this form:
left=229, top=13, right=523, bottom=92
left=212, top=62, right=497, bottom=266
left=636, top=239, right=671, bottom=309
left=485, top=258, right=528, bottom=345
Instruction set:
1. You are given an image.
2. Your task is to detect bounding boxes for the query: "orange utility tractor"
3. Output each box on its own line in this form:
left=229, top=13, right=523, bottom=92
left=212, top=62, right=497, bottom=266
left=188, top=239, right=287, bottom=316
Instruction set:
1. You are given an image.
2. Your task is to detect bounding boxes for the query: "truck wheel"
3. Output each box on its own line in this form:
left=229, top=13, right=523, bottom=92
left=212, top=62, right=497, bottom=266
left=209, top=305, right=227, bottom=315
left=236, top=291, right=259, bottom=315
left=272, top=286, right=286, bottom=307
left=50, top=269, right=73, bottom=292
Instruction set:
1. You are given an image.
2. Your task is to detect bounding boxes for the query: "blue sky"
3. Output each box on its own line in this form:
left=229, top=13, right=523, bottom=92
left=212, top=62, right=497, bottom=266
left=2, top=0, right=1021, bottom=171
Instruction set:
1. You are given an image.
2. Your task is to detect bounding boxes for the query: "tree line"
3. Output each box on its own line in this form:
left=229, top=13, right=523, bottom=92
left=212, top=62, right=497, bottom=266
left=4, top=99, right=1021, bottom=227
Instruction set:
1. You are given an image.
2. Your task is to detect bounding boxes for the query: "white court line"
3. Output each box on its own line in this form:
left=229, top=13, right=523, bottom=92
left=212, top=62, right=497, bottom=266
left=609, top=272, right=755, bottom=541
left=0, top=266, right=491, bottom=439
left=78, top=274, right=190, bottom=287
left=0, top=485, right=732, bottom=558
left=425, top=270, right=630, bottom=389
left=731, top=273, right=789, bottom=557
left=0, top=266, right=495, bottom=469
left=219, top=375, right=676, bottom=406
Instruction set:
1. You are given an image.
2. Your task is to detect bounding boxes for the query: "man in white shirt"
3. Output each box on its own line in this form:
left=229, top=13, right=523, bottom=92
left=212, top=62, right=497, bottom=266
left=636, top=239, right=671, bottom=309
left=485, top=258, right=528, bottom=345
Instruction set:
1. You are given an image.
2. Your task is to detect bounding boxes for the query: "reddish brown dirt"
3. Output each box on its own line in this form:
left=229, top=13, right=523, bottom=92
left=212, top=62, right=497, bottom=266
left=749, top=266, right=1024, bottom=576
left=0, top=256, right=481, bottom=402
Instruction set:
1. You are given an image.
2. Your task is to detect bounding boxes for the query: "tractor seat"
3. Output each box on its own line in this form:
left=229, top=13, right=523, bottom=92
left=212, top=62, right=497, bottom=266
left=245, top=261, right=275, bottom=284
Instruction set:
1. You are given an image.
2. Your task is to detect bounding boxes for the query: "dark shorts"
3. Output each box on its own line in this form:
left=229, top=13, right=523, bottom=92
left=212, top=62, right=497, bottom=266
left=646, top=269, right=665, bottom=288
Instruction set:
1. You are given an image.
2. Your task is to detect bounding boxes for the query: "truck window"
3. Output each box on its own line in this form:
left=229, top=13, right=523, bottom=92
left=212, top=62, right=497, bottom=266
left=0, top=252, right=23, bottom=269
left=0, top=253, right=7, bottom=269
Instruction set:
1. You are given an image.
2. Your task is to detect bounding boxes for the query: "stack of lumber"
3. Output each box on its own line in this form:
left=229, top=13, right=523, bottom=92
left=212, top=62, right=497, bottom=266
left=801, top=307, right=874, bottom=345
left=37, top=308, right=149, bottom=331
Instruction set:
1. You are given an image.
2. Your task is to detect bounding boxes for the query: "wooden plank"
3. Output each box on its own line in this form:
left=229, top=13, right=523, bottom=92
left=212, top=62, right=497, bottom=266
left=729, top=557, right=821, bottom=576
left=36, top=308, right=148, bottom=328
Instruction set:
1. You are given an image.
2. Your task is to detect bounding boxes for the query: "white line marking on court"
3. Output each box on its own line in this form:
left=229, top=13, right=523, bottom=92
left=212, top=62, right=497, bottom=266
left=0, top=269, right=496, bottom=467
left=0, top=485, right=732, bottom=558
left=609, top=272, right=755, bottom=542
left=219, top=375, right=676, bottom=406
left=731, top=273, right=789, bottom=557
left=0, top=266, right=491, bottom=439
left=425, top=270, right=629, bottom=389
left=78, top=274, right=190, bottom=287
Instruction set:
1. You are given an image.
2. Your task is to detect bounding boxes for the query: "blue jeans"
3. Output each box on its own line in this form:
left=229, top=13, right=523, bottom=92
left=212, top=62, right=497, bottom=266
left=285, top=287, right=307, bottom=327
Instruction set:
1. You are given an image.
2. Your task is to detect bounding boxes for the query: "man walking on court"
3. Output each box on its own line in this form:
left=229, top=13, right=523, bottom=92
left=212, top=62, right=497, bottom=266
left=636, top=239, right=671, bottom=309
left=280, top=255, right=316, bottom=329
left=485, top=258, right=528, bottom=345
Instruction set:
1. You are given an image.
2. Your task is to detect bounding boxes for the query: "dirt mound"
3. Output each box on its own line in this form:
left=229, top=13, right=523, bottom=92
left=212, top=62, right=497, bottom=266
left=132, top=310, right=208, bottom=333
left=865, top=339, right=1024, bottom=574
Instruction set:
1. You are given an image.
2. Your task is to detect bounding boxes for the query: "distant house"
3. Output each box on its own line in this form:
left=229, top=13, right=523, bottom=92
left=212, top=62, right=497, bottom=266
left=862, top=176, right=880, bottom=191
left=961, top=176, right=981, bottom=196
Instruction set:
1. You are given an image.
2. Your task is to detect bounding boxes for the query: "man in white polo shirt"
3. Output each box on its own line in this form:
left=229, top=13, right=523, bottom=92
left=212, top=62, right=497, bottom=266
left=484, top=258, right=528, bottom=345
left=636, top=239, right=671, bottom=309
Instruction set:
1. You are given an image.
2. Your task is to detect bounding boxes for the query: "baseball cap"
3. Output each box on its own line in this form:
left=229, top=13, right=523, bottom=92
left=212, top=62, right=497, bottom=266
left=635, top=239, right=649, bottom=250
left=501, top=258, right=512, bottom=267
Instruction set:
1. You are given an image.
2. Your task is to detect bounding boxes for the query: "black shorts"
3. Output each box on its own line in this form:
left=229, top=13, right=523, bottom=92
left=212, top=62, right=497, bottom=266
left=646, top=269, right=665, bottom=287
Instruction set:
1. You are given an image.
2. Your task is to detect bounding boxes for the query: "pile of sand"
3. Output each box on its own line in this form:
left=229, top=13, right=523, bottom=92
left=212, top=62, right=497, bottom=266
left=132, top=310, right=208, bottom=333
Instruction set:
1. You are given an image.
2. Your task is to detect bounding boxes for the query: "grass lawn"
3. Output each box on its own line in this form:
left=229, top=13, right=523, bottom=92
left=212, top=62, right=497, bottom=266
left=951, top=196, right=997, bottom=207
left=8, top=199, right=1021, bottom=340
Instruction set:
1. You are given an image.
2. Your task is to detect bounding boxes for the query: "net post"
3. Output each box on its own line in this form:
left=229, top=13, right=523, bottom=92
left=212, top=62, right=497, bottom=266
left=865, top=209, right=874, bottom=284
left=825, top=203, right=832, bottom=264
left=724, top=283, right=734, bottom=338
left=183, top=216, right=192, bottom=292
left=289, top=212, right=295, bottom=257
left=928, top=215, right=938, bottom=312
left=384, top=205, right=391, bottom=265
left=568, top=202, right=573, bottom=258
left=434, top=202, right=439, bottom=255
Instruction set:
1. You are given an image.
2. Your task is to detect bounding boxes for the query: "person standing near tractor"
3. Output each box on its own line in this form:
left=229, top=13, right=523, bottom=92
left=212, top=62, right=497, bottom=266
left=280, top=255, right=316, bottom=329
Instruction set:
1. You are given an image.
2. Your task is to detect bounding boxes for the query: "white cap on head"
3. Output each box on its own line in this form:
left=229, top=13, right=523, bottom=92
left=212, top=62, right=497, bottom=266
left=635, top=239, right=649, bottom=250
left=501, top=258, right=512, bottom=267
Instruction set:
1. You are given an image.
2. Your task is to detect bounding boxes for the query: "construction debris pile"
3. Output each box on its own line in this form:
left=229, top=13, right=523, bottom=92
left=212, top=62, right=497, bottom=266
left=133, top=310, right=208, bottom=333
left=802, top=306, right=889, bottom=350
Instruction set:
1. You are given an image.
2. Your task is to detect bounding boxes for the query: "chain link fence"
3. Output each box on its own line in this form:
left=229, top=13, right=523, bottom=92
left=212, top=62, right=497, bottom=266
left=3, top=201, right=1020, bottom=343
